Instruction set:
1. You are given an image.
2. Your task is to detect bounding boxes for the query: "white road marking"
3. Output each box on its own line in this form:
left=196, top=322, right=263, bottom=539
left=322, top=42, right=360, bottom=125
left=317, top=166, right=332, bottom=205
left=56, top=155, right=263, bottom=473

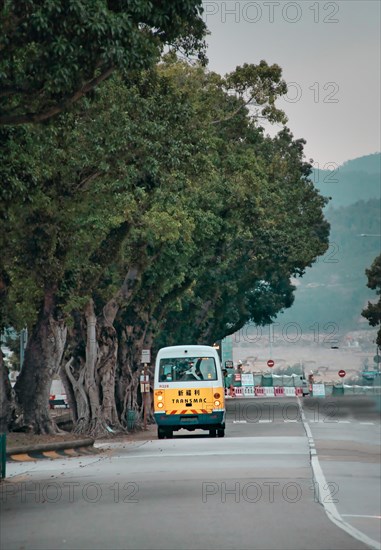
left=338, top=420, right=351, bottom=424
left=233, top=420, right=247, bottom=424
left=284, top=419, right=298, bottom=423
left=258, top=419, right=272, bottom=423
left=298, top=398, right=381, bottom=550
left=342, top=515, right=381, bottom=520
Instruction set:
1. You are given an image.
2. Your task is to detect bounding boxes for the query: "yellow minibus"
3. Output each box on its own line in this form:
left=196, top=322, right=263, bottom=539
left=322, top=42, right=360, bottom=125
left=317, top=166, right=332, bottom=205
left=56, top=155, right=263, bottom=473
left=153, top=345, right=226, bottom=439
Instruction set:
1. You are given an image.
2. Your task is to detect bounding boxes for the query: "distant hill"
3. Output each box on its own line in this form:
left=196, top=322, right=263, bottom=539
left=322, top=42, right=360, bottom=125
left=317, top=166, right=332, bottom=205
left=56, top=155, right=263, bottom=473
left=275, top=152, right=380, bottom=336
left=279, top=199, right=380, bottom=331
left=340, top=153, right=381, bottom=174
left=312, top=153, right=380, bottom=208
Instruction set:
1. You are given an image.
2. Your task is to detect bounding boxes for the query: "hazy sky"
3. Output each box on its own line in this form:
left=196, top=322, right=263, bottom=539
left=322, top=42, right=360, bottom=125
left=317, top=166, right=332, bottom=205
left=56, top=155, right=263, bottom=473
left=202, top=0, right=381, bottom=167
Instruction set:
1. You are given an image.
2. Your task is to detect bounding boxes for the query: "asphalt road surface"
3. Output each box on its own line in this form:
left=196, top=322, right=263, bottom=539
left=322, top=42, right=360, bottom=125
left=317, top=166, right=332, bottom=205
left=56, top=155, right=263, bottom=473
left=1, top=396, right=380, bottom=550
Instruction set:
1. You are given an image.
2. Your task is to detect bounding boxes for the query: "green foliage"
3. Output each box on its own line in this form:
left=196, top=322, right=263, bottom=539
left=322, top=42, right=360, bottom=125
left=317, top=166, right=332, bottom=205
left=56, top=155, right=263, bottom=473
left=1, top=56, right=329, bottom=356
left=0, top=65, right=209, bottom=326
left=224, top=61, right=288, bottom=124
left=362, top=254, right=381, bottom=347
left=0, top=0, right=206, bottom=124
left=150, top=62, right=329, bottom=346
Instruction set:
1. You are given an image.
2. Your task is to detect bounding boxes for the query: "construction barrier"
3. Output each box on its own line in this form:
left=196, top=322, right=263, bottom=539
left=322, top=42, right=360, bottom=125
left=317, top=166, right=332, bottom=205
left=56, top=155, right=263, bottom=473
left=229, top=386, right=312, bottom=398
left=227, top=385, right=381, bottom=398
left=234, top=386, right=244, bottom=397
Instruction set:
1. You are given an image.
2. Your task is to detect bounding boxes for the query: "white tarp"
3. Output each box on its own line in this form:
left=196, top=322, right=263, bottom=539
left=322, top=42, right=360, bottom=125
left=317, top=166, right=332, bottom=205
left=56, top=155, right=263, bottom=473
left=312, top=384, right=325, bottom=397
left=241, top=373, right=254, bottom=386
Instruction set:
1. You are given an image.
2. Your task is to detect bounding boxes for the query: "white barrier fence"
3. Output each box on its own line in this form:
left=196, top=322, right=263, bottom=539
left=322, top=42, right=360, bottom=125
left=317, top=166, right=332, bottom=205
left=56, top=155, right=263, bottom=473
left=229, top=385, right=381, bottom=398
left=232, top=386, right=303, bottom=398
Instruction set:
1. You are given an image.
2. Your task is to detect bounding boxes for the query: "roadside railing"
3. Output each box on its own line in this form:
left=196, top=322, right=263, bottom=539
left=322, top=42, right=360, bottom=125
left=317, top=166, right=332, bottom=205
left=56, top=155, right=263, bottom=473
left=0, top=433, right=6, bottom=479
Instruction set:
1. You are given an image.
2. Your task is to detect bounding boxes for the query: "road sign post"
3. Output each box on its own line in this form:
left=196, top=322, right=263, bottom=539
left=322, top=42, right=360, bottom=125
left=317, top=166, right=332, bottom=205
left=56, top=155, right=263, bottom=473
left=141, top=349, right=151, bottom=364
left=140, top=349, right=151, bottom=431
left=141, top=364, right=148, bottom=430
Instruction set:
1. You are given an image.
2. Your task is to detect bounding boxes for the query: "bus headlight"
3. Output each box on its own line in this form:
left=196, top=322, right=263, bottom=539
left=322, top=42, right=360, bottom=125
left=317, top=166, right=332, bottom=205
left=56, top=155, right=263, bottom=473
left=214, top=393, right=220, bottom=399
left=214, top=400, right=220, bottom=407
left=157, top=402, right=164, bottom=408
left=158, top=395, right=163, bottom=401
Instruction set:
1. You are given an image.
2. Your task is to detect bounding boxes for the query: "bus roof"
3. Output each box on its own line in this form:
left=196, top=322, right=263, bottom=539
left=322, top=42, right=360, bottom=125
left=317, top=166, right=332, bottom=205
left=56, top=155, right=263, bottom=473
left=156, top=345, right=218, bottom=357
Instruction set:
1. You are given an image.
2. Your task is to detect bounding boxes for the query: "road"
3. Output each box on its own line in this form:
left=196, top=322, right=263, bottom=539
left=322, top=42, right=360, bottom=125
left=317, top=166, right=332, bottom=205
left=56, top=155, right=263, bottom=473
left=1, top=396, right=380, bottom=550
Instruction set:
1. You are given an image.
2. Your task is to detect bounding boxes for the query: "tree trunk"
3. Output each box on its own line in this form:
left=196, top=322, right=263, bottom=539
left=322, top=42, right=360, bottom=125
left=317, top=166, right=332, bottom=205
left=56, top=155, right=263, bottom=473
left=97, top=314, right=121, bottom=428
left=0, top=350, right=13, bottom=432
left=62, top=267, right=142, bottom=437
left=116, top=325, right=143, bottom=427
left=13, top=287, right=67, bottom=434
left=116, top=312, right=157, bottom=427
left=64, top=300, right=124, bottom=437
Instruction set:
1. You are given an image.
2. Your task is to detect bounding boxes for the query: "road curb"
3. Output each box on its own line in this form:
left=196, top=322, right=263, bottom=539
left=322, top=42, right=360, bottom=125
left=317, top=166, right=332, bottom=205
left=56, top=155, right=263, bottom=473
left=6, top=438, right=95, bottom=457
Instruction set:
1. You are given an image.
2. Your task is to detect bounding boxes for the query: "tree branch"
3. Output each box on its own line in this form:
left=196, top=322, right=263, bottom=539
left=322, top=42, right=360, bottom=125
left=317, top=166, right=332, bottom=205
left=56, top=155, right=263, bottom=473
left=0, top=65, right=115, bottom=125
left=102, top=266, right=141, bottom=327
left=75, top=171, right=103, bottom=192
left=211, top=94, right=254, bottom=125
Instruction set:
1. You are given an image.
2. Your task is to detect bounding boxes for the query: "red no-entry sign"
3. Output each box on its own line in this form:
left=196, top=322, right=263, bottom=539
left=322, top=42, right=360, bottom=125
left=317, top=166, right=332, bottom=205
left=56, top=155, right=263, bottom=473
left=338, top=369, right=346, bottom=378
left=267, top=360, right=275, bottom=368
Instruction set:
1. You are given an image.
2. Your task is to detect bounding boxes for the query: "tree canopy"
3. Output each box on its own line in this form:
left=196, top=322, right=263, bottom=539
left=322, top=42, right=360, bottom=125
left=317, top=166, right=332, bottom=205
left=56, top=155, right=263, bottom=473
left=1, top=48, right=330, bottom=433
left=0, top=0, right=206, bottom=125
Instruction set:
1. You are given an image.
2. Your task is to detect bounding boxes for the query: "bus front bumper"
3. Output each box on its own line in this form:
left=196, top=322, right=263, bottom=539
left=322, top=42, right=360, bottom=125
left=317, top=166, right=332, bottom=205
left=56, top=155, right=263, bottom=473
left=154, top=411, right=225, bottom=429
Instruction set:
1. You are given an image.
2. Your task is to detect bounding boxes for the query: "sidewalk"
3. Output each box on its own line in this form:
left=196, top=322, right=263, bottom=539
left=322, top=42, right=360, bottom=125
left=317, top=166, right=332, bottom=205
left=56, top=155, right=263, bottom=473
left=5, top=422, right=157, bottom=460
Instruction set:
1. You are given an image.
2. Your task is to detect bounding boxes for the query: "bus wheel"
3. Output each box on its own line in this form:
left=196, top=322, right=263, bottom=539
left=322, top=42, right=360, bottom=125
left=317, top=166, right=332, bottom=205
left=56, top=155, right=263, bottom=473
left=166, top=429, right=173, bottom=439
left=158, top=427, right=166, bottom=439
left=217, top=428, right=225, bottom=438
left=209, top=429, right=217, bottom=437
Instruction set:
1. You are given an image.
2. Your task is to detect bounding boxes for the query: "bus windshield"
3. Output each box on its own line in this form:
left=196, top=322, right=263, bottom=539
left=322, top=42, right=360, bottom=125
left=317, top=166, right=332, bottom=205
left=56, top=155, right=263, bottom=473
left=158, top=357, right=218, bottom=382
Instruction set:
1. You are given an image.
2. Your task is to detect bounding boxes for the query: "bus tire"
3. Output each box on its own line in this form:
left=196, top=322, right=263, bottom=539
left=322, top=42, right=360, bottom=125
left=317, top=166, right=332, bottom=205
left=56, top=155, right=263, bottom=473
left=158, top=427, right=166, bottom=439
left=217, top=428, right=225, bottom=438
left=209, top=429, right=217, bottom=437
left=166, top=429, right=173, bottom=439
